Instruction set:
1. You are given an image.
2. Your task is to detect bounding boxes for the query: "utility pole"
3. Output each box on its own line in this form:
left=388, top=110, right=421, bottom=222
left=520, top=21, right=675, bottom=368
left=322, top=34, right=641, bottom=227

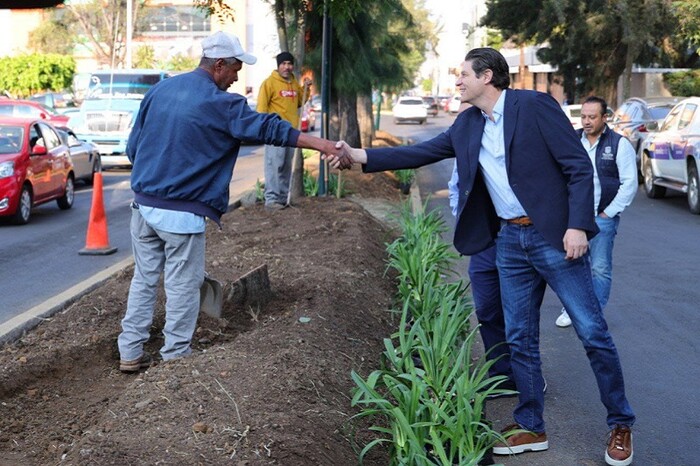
left=125, top=0, right=132, bottom=69
left=318, top=0, right=331, bottom=196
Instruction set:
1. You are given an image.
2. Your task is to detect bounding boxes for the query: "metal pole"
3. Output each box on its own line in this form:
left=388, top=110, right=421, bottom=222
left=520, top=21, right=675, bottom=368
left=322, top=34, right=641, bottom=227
left=126, top=0, right=132, bottom=69
left=318, top=0, right=331, bottom=196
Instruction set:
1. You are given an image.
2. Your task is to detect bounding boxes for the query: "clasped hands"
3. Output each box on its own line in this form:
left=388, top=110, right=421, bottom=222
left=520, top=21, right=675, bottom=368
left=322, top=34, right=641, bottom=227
left=323, top=140, right=364, bottom=170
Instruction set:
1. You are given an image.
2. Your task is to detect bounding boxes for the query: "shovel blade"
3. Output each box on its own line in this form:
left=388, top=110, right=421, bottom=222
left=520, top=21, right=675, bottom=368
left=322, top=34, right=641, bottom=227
left=200, top=275, right=223, bottom=318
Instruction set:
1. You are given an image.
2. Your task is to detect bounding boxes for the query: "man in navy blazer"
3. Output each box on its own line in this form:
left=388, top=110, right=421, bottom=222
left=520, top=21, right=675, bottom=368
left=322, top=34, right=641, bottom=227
left=328, top=48, right=635, bottom=466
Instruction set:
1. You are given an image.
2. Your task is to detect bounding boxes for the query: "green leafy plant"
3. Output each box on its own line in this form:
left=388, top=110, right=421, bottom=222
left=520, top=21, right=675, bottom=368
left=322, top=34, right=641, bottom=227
left=303, top=169, right=319, bottom=196
left=663, top=70, right=700, bottom=97
left=0, top=54, right=75, bottom=98
left=254, top=179, right=265, bottom=202
left=350, top=202, right=507, bottom=465
left=328, top=172, right=346, bottom=198
left=394, top=169, right=416, bottom=185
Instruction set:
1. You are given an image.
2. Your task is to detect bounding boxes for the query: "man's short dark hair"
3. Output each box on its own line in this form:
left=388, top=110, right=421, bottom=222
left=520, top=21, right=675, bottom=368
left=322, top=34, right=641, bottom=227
left=464, top=48, right=510, bottom=90
left=582, top=96, right=608, bottom=116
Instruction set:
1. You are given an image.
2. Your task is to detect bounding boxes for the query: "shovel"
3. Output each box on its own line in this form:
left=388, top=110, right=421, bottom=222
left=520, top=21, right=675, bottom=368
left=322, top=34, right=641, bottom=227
left=200, top=273, right=224, bottom=318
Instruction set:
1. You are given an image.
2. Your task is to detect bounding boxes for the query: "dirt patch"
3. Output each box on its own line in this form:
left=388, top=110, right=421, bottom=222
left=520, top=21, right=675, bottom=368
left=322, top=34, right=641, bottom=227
left=0, top=160, right=410, bottom=465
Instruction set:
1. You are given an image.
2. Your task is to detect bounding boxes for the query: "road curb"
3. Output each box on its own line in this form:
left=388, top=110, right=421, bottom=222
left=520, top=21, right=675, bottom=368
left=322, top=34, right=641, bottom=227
left=0, top=256, right=135, bottom=346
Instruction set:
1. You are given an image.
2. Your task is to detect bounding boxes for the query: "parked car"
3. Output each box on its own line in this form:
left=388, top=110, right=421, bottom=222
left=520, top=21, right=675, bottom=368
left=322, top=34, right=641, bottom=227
left=422, top=96, right=439, bottom=116
left=300, top=103, right=316, bottom=132
left=56, top=127, right=101, bottom=185
left=310, top=94, right=322, bottom=113
left=0, top=117, right=75, bottom=224
left=447, top=95, right=462, bottom=114
left=640, top=97, right=700, bottom=214
left=28, top=92, right=73, bottom=111
left=610, top=96, right=682, bottom=179
left=562, top=104, right=583, bottom=130
left=0, top=99, right=70, bottom=126
left=437, top=95, right=451, bottom=111
left=393, top=96, right=427, bottom=124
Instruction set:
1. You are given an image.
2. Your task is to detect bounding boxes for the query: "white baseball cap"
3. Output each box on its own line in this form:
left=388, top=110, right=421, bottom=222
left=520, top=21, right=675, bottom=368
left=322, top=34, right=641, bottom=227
left=201, top=31, right=257, bottom=65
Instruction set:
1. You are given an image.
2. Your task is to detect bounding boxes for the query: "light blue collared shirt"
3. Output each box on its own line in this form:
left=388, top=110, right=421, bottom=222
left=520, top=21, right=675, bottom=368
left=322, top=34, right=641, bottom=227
left=477, top=90, right=527, bottom=219
left=139, top=205, right=206, bottom=234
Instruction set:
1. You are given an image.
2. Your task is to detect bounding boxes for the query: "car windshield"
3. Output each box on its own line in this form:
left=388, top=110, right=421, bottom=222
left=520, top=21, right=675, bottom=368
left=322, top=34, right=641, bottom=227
left=400, top=99, right=423, bottom=105
left=568, top=107, right=581, bottom=118
left=0, top=125, right=24, bottom=154
left=649, top=106, right=673, bottom=120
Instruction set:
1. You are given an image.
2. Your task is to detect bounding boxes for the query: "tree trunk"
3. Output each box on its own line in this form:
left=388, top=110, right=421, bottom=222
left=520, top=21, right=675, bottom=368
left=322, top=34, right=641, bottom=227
left=289, top=7, right=308, bottom=203
left=339, top=92, right=361, bottom=148
left=274, top=0, right=289, bottom=52
left=357, top=93, right=373, bottom=148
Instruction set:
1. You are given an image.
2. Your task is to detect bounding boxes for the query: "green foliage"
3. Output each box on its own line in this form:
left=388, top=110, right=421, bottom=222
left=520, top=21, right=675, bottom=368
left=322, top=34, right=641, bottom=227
left=303, top=170, right=345, bottom=198
left=134, top=45, right=156, bottom=69
left=164, top=54, right=198, bottom=72
left=421, top=78, right=433, bottom=94
left=394, top=169, right=415, bottom=185
left=0, top=54, right=75, bottom=98
left=254, top=179, right=265, bottom=202
left=482, top=0, right=680, bottom=101
left=28, top=20, right=75, bottom=55
left=327, top=172, right=346, bottom=198
left=663, top=70, right=700, bottom=97
left=351, top=203, right=506, bottom=465
left=303, top=169, right=319, bottom=197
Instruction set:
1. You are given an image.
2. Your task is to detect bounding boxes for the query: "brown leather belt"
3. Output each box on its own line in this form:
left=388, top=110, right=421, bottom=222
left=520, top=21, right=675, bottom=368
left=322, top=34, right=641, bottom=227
left=505, top=216, right=533, bottom=226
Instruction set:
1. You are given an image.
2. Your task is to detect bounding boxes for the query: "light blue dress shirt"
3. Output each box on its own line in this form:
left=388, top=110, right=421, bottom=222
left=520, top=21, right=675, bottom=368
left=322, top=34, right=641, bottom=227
left=477, top=90, right=527, bottom=219
left=139, top=206, right=206, bottom=234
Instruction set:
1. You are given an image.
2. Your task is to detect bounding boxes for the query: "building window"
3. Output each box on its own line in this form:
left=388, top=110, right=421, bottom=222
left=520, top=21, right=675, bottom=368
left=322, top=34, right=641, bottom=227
left=137, top=5, right=210, bottom=36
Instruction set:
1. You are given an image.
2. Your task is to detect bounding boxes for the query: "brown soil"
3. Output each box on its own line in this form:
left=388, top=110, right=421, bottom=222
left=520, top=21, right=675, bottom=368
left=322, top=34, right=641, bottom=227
left=0, top=141, right=410, bottom=465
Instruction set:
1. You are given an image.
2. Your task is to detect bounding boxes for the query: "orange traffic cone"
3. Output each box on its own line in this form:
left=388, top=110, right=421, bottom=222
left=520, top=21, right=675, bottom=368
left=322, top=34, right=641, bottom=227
left=79, top=172, right=118, bottom=255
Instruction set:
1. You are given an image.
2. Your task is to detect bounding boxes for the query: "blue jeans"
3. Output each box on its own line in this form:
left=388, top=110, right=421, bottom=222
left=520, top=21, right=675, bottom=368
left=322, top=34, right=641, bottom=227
left=496, top=223, right=635, bottom=432
left=468, top=245, right=512, bottom=380
left=589, top=215, right=620, bottom=309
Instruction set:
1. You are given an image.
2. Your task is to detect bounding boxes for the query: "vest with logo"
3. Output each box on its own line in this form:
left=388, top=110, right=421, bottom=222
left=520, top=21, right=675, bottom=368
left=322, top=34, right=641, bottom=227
left=577, top=127, right=623, bottom=214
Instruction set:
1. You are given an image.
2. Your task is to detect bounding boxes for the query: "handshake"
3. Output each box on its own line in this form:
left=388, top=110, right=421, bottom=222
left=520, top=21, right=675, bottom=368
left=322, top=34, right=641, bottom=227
left=322, top=141, right=367, bottom=170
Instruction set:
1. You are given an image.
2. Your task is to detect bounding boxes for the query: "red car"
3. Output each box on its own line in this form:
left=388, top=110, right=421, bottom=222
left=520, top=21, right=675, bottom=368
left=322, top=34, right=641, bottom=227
left=0, top=117, right=75, bottom=224
left=300, top=103, right=316, bottom=132
left=0, top=99, right=70, bottom=126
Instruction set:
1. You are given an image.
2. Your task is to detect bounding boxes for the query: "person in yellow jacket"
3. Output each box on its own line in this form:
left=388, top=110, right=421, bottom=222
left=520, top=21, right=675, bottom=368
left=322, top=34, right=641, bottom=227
left=257, top=51, right=311, bottom=210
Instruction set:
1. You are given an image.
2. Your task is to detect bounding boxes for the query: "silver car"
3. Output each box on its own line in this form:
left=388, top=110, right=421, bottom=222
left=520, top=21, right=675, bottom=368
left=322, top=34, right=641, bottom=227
left=56, top=127, right=101, bottom=185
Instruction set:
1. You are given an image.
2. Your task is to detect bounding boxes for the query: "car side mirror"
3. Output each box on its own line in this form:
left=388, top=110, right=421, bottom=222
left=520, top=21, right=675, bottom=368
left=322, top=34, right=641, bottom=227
left=31, top=144, right=48, bottom=155
left=647, top=121, right=659, bottom=131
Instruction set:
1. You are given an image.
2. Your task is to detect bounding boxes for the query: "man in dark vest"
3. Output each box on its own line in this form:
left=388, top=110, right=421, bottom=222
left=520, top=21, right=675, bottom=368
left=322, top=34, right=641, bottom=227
left=555, top=96, right=637, bottom=328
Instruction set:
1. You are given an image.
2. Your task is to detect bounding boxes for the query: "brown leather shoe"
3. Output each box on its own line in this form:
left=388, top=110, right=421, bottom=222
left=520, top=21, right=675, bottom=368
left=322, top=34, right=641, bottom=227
left=605, top=424, right=633, bottom=465
left=492, top=423, right=548, bottom=455
left=119, top=352, right=153, bottom=373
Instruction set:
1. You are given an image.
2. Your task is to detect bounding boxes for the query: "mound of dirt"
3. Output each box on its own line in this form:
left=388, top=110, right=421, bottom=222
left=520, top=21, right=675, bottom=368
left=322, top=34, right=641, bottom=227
left=0, top=165, right=408, bottom=465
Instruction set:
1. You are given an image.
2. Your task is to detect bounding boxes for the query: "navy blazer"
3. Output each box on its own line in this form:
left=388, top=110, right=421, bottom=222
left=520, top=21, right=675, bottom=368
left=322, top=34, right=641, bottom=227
left=365, top=89, right=598, bottom=255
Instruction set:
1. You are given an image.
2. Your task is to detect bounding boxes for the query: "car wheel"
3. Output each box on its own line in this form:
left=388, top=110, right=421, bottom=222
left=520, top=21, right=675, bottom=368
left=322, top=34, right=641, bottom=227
left=643, top=153, right=665, bottom=199
left=420, top=118, right=426, bottom=125
left=57, top=175, right=75, bottom=210
left=687, top=163, right=700, bottom=214
left=11, top=185, right=32, bottom=225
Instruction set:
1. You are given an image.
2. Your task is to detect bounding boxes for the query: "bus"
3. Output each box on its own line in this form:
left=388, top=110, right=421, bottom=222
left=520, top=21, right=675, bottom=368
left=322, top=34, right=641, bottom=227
left=73, top=69, right=172, bottom=102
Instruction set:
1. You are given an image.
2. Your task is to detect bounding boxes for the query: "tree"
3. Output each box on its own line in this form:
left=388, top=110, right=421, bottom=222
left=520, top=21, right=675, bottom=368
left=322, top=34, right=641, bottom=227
left=28, top=13, right=75, bottom=55
left=65, top=0, right=144, bottom=68
left=482, top=0, right=677, bottom=104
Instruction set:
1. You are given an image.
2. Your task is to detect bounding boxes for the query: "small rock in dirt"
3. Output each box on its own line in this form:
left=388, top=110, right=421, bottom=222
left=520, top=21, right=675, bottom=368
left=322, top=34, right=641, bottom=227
left=26, top=388, right=39, bottom=397
left=192, top=421, right=209, bottom=433
left=18, top=356, right=27, bottom=363
left=198, top=337, right=211, bottom=344
left=135, top=399, right=153, bottom=409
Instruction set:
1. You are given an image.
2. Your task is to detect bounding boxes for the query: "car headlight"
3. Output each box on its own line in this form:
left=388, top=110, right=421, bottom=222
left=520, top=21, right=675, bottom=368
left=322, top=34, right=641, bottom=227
left=0, top=161, right=14, bottom=179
